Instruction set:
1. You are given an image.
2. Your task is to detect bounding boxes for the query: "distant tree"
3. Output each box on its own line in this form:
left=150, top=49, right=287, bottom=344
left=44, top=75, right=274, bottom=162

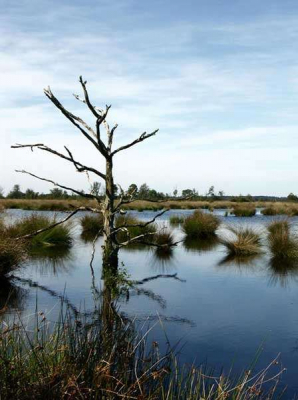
left=138, top=183, right=150, bottom=199
left=182, top=189, right=194, bottom=198
left=90, top=182, right=101, bottom=196
left=127, top=183, right=138, bottom=196
left=49, top=188, right=64, bottom=199
left=0, top=186, right=4, bottom=198
left=173, top=187, right=178, bottom=197
left=207, top=186, right=215, bottom=197
left=287, top=193, right=298, bottom=201
left=218, top=190, right=224, bottom=198
left=7, top=184, right=24, bottom=199
left=25, top=188, right=39, bottom=199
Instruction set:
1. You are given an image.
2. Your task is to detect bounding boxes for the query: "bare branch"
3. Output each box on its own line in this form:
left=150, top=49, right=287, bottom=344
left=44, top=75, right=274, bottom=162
left=79, top=76, right=101, bottom=119
left=15, top=169, right=98, bottom=200
left=108, top=124, right=118, bottom=150
left=11, top=143, right=106, bottom=181
left=118, top=232, right=156, bottom=248
left=132, top=273, right=186, bottom=285
left=44, top=86, right=108, bottom=157
left=111, top=129, right=158, bottom=156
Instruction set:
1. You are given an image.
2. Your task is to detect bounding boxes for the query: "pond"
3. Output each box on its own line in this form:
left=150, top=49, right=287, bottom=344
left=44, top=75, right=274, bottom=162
left=2, top=209, right=298, bottom=397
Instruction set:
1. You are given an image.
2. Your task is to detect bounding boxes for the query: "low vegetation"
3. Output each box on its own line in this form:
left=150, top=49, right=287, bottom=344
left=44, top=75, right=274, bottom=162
left=80, top=214, right=104, bottom=240
left=5, top=214, right=73, bottom=248
left=220, top=226, right=262, bottom=256
left=267, top=220, right=298, bottom=259
left=182, top=210, right=220, bottom=239
left=116, top=214, right=157, bottom=243
left=232, top=206, right=256, bottom=217
left=169, top=214, right=185, bottom=225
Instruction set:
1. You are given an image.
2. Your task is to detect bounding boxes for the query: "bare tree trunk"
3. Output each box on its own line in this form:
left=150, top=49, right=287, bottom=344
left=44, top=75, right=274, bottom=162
left=102, top=156, right=118, bottom=272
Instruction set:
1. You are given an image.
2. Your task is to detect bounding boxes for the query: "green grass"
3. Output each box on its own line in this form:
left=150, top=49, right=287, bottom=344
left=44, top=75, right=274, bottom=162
left=169, top=215, right=185, bottom=225
left=220, top=226, right=262, bottom=256
left=0, top=304, right=285, bottom=399
left=116, top=214, right=157, bottom=243
left=182, top=211, right=220, bottom=239
left=267, top=220, right=298, bottom=259
left=232, top=206, right=256, bottom=217
left=80, top=214, right=104, bottom=241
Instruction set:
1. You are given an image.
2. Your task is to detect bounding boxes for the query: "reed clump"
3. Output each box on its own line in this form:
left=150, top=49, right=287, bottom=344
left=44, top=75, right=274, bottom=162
left=267, top=220, right=298, bottom=259
left=220, top=226, right=262, bottom=256
left=182, top=211, right=220, bottom=239
left=116, top=214, right=157, bottom=243
left=232, top=206, right=256, bottom=217
left=5, top=214, right=73, bottom=248
left=80, top=214, right=104, bottom=239
left=169, top=215, right=185, bottom=225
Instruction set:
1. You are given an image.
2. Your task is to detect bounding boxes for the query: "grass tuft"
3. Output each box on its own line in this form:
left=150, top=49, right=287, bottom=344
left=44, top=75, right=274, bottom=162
left=232, top=206, right=256, bottom=217
left=116, top=214, right=157, bottom=243
left=267, top=220, right=298, bottom=259
left=182, top=211, right=220, bottom=239
left=80, top=214, right=104, bottom=240
left=220, top=226, right=262, bottom=256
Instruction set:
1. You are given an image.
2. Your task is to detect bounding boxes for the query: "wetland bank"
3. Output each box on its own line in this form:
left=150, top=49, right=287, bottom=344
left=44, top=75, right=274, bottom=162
left=1, top=206, right=298, bottom=398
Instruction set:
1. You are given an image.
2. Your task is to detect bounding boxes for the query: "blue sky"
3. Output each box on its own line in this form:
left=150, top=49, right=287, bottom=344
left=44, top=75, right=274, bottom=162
left=1, top=0, right=298, bottom=196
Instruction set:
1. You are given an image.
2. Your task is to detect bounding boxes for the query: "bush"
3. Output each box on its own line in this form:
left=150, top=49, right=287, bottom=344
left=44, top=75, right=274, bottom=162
left=182, top=211, right=220, bottom=239
left=220, top=226, right=262, bottom=256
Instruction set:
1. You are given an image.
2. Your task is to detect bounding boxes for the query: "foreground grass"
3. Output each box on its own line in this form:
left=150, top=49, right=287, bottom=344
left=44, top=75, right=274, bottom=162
left=220, top=226, right=263, bottom=256
left=0, top=306, right=285, bottom=400
left=182, top=210, right=220, bottom=239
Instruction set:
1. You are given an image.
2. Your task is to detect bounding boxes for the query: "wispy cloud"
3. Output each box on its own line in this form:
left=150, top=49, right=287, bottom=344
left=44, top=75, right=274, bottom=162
left=1, top=0, right=298, bottom=195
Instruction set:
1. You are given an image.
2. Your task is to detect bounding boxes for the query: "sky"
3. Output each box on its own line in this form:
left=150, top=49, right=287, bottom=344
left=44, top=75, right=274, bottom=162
left=1, top=0, right=298, bottom=196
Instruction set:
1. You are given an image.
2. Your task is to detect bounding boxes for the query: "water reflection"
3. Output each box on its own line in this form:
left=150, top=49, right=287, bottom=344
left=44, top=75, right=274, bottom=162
left=0, top=277, right=28, bottom=313
left=183, top=237, right=220, bottom=253
left=218, top=254, right=262, bottom=270
left=27, top=246, right=74, bottom=276
left=268, top=257, right=298, bottom=288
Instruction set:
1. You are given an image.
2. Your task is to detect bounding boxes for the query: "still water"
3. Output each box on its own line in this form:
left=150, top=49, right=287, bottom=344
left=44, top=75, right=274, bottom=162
left=2, top=209, right=298, bottom=396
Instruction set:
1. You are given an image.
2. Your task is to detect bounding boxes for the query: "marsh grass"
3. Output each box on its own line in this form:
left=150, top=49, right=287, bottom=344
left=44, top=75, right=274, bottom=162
left=5, top=214, right=73, bottom=248
left=232, top=206, right=256, bottom=217
left=220, top=226, right=263, bottom=256
left=182, top=210, right=220, bottom=239
left=0, top=304, right=285, bottom=400
left=116, top=214, right=157, bottom=243
left=80, top=214, right=104, bottom=241
left=267, top=220, right=298, bottom=259
left=169, top=215, right=185, bottom=225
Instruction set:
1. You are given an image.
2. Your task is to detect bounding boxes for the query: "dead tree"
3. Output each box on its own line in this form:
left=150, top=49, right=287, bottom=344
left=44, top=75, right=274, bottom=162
left=12, top=77, right=178, bottom=272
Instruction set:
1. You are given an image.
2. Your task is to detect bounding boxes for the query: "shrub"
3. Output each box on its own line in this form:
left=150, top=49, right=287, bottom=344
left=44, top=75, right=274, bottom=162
left=267, top=220, right=298, bottom=259
left=220, top=226, right=262, bottom=256
left=182, top=211, right=220, bottom=239
left=0, top=238, right=27, bottom=276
